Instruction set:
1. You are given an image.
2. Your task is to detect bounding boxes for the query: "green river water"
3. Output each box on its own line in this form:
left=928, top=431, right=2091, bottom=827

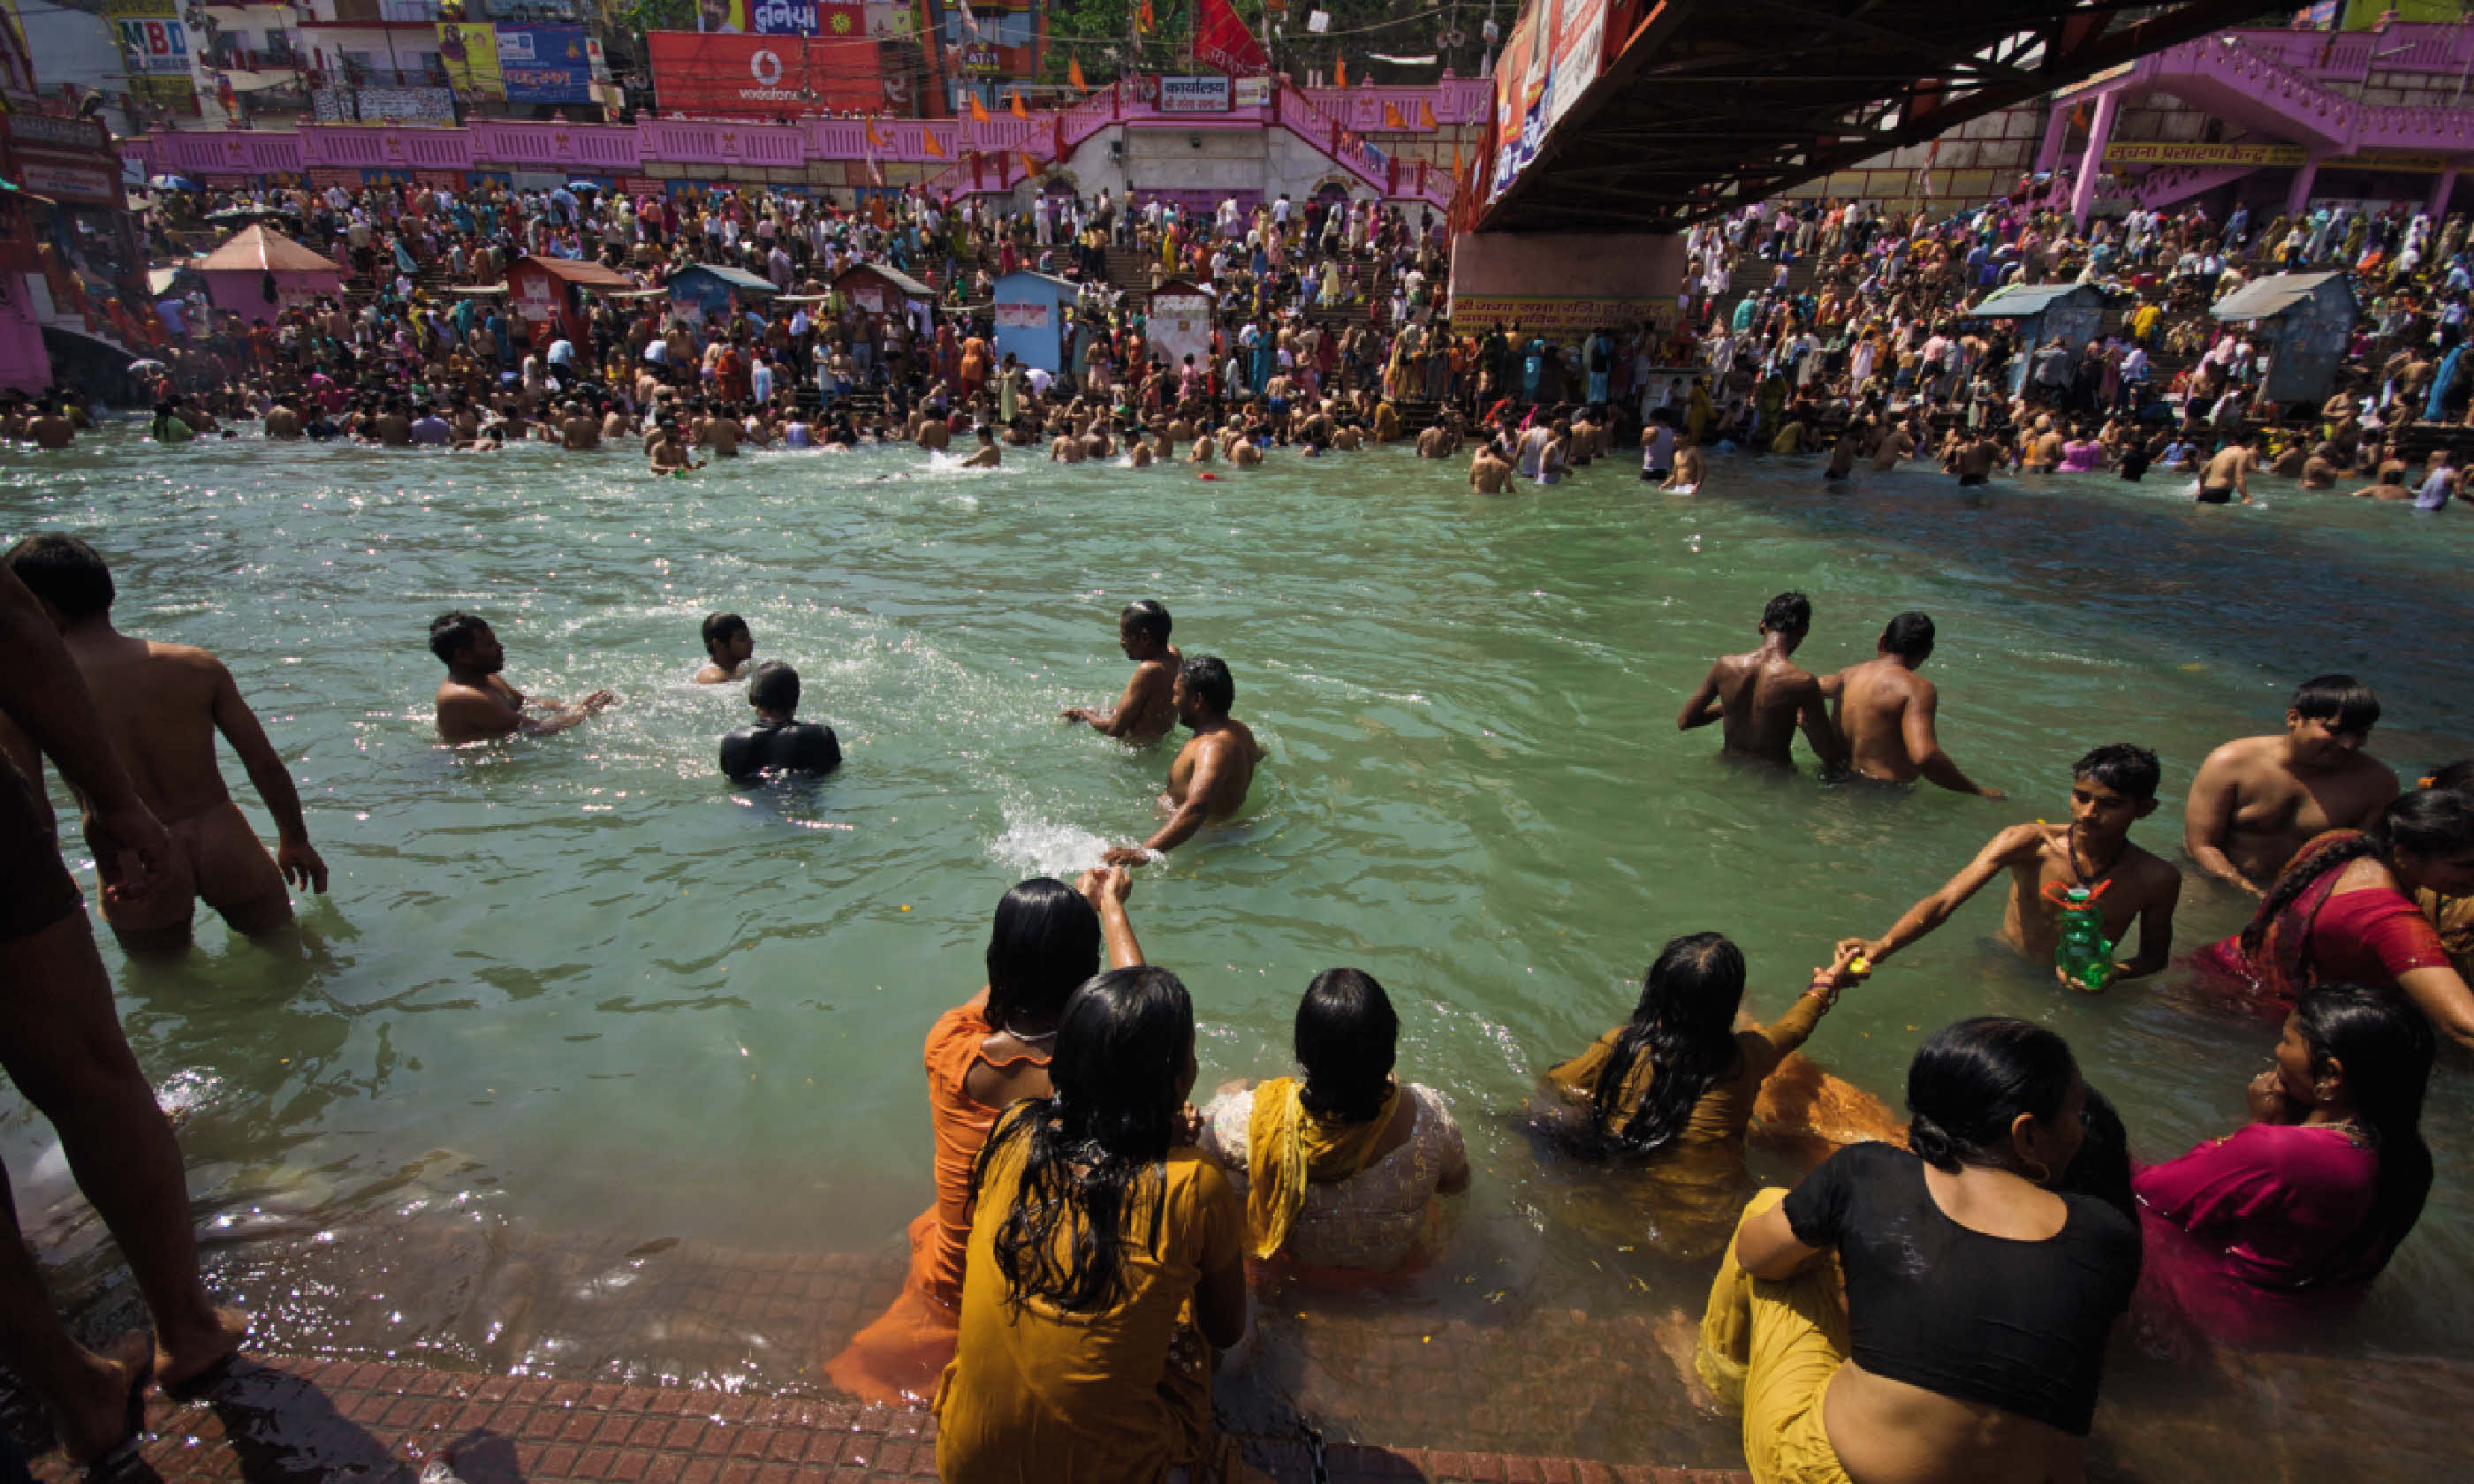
left=4, top=426, right=2471, bottom=1475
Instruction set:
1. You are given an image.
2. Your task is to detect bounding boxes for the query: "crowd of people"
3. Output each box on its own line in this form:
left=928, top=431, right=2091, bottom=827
left=3, top=165, right=2472, bottom=1484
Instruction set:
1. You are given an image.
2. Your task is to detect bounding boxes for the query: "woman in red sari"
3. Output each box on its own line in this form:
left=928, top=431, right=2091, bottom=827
left=2191, top=789, right=2474, bottom=1050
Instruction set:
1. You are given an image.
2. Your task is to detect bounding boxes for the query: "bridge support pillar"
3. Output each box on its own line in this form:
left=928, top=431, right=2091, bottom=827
left=2431, top=164, right=2459, bottom=219
left=2287, top=155, right=2321, bottom=217
left=1446, top=231, right=1688, bottom=352
left=2034, top=102, right=2070, bottom=178
left=2068, top=90, right=2118, bottom=229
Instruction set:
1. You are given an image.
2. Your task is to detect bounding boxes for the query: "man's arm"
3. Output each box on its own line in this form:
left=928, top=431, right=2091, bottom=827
left=0, top=565, right=170, bottom=896
left=1850, top=824, right=2040, bottom=965
left=1111, top=739, right=1231, bottom=862
left=1901, top=685, right=2003, bottom=798
left=1795, top=683, right=1846, bottom=770
left=1677, top=663, right=1725, bottom=731
left=2114, top=866, right=2182, bottom=982
left=210, top=659, right=328, bottom=892
left=2181, top=746, right=2265, bottom=896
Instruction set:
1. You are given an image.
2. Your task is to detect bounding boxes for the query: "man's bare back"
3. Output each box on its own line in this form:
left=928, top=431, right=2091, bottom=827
left=1681, top=649, right=1834, bottom=768
left=2183, top=732, right=2395, bottom=893
left=1826, top=636, right=2002, bottom=798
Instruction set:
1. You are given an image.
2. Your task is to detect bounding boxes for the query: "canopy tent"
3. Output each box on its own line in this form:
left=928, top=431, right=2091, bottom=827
left=196, top=224, right=344, bottom=325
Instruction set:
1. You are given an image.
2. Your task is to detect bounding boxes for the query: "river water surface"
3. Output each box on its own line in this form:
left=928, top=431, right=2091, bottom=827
left=4, top=428, right=2471, bottom=1477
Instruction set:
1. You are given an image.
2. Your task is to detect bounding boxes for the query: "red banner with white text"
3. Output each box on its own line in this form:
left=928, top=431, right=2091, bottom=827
left=1192, top=0, right=1267, bottom=76
left=648, top=30, right=884, bottom=117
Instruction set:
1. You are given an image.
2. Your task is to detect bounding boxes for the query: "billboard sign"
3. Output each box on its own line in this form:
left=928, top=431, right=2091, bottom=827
left=497, top=24, right=593, bottom=103
left=647, top=31, right=884, bottom=115
left=1543, top=0, right=1604, bottom=132
left=437, top=20, right=505, bottom=102
left=1158, top=74, right=1232, bottom=112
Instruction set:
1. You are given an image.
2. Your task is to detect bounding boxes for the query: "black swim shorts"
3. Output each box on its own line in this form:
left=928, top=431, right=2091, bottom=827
left=2197, top=486, right=2233, bottom=504
left=1958, top=473, right=1988, bottom=487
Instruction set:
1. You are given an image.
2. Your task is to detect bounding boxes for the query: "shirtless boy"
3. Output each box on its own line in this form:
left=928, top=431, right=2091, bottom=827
left=3, top=535, right=328, bottom=953
left=695, top=612, right=754, bottom=684
left=1469, top=442, right=1511, bottom=493
left=2183, top=673, right=2397, bottom=896
left=1676, top=592, right=1844, bottom=771
left=2197, top=433, right=2255, bottom=504
left=1840, top=744, right=2182, bottom=991
left=1062, top=600, right=1182, bottom=744
left=1663, top=434, right=1706, bottom=493
left=1821, top=611, right=2003, bottom=798
left=1104, top=655, right=1264, bottom=865
left=430, top=611, right=616, bottom=745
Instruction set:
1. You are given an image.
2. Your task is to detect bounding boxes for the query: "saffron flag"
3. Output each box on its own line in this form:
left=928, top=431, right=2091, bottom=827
left=1192, top=0, right=1269, bottom=76
left=969, top=92, right=990, bottom=123
left=1011, top=87, right=1028, bottom=117
left=1021, top=148, right=1040, bottom=178
left=1335, top=57, right=1346, bottom=88
left=865, top=114, right=887, bottom=148
left=1139, top=0, right=1155, bottom=32
left=923, top=128, right=948, bottom=157
left=1421, top=98, right=1435, bottom=130
left=1383, top=100, right=1406, bottom=129
left=1068, top=56, right=1088, bottom=91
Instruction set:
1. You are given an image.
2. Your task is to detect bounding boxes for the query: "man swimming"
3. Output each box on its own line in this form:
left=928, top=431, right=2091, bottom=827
left=430, top=611, right=616, bottom=745
left=1676, top=592, right=1844, bottom=771
left=718, top=662, right=841, bottom=782
left=1821, top=611, right=2003, bottom=798
left=1840, top=744, right=2182, bottom=992
left=2, top=534, right=328, bottom=953
left=1061, top=600, right=1182, bottom=745
left=2182, top=673, right=2397, bottom=896
left=1104, top=655, right=1264, bottom=866
left=695, top=612, right=754, bottom=684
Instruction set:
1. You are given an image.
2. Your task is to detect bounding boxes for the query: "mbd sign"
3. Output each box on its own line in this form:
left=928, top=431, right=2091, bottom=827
left=1157, top=75, right=1232, bottom=113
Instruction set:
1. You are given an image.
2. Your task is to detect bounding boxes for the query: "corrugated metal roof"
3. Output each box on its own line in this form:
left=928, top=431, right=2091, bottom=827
left=673, top=262, right=779, bottom=294
left=837, top=263, right=934, bottom=298
left=2212, top=271, right=2350, bottom=322
left=1967, top=283, right=2098, bottom=317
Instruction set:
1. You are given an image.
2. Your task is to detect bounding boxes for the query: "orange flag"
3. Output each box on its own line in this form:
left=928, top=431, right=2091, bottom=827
left=1139, top=0, right=1154, bottom=30
left=1011, top=87, right=1028, bottom=118
left=865, top=115, right=887, bottom=149
left=1021, top=148, right=1040, bottom=178
left=1335, top=57, right=1346, bottom=88
left=1068, top=56, right=1089, bottom=92
left=969, top=93, right=990, bottom=123
left=1452, top=139, right=1462, bottom=179
left=922, top=129, right=948, bottom=158
left=1421, top=99, right=1436, bottom=130
left=1382, top=100, right=1406, bottom=129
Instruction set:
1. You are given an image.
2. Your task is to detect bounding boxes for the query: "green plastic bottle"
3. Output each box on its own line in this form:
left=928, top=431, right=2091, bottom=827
left=2053, top=886, right=2114, bottom=991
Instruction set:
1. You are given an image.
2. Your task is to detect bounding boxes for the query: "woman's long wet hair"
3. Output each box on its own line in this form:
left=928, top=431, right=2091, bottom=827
left=1295, top=968, right=1398, bottom=1125
left=2295, top=982, right=2436, bottom=1284
left=983, top=877, right=1101, bottom=1035
left=973, top=965, right=1192, bottom=1316
left=1906, top=1017, right=2078, bottom=1174
left=2242, top=789, right=2474, bottom=958
left=1590, top=933, right=1746, bottom=1155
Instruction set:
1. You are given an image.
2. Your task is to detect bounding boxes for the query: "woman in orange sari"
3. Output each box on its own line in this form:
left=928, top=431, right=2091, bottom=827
left=825, top=867, right=1144, bottom=1402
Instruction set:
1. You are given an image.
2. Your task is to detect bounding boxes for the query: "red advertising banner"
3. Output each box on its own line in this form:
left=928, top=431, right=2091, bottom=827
left=1192, top=0, right=1267, bottom=76
left=647, top=31, right=883, bottom=117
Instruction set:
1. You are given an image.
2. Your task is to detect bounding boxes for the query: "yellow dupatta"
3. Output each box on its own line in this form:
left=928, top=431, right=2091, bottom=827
left=1243, top=1077, right=1402, bottom=1261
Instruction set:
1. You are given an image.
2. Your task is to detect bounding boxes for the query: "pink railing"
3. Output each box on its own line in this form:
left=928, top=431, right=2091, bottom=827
left=2136, top=35, right=2474, bottom=157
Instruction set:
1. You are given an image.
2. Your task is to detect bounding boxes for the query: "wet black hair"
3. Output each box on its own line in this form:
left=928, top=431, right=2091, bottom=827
left=1180, top=654, right=1233, bottom=715
left=2244, top=790, right=2474, bottom=958
left=428, top=610, right=490, bottom=664
left=702, top=611, right=749, bottom=656
left=2425, top=758, right=2474, bottom=792
left=1905, top=1017, right=2078, bottom=1174
left=2059, top=1086, right=2134, bottom=1223
left=975, top=965, right=1193, bottom=1316
left=2073, top=743, right=2161, bottom=802
left=983, top=876, right=1102, bottom=1034
left=4, top=533, right=114, bottom=620
left=2293, top=982, right=2435, bottom=1284
left=2290, top=673, right=2380, bottom=734
left=748, top=660, right=799, bottom=713
left=1119, top=599, right=1172, bottom=645
left=1295, top=968, right=1398, bottom=1126
left=1589, top=932, right=1746, bottom=1156
left=1761, top=592, right=1811, bottom=635
left=1879, top=610, right=1936, bottom=660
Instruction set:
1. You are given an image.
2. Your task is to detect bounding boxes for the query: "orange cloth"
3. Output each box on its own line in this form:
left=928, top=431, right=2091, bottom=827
left=825, top=1000, right=1046, bottom=1404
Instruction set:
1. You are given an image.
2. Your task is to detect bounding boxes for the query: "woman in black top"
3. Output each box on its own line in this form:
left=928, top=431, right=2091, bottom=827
left=1696, top=1017, right=2140, bottom=1484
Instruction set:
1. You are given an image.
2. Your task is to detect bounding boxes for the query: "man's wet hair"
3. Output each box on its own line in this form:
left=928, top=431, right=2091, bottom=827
left=748, top=660, right=800, bottom=714
left=702, top=611, right=749, bottom=655
left=1120, top=600, right=1172, bottom=645
left=429, top=610, right=489, bottom=664
left=2422, top=758, right=2474, bottom=793
left=1180, top=654, right=1233, bottom=715
left=6, top=533, right=114, bottom=620
left=2291, top=673, right=2379, bottom=733
left=1761, top=592, right=1811, bottom=635
left=2074, top=744, right=2161, bottom=801
left=1880, top=610, right=1936, bottom=659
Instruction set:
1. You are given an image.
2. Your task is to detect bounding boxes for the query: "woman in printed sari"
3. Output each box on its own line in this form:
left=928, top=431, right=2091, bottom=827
left=935, top=967, right=1257, bottom=1484
left=2135, top=981, right=2434, bottom=1346
left=1198, top=969, right=1468, bottom=1279
left=824, top=868, right=1143, bottom=1404
left=2190, top=788, right=2474, bottom=1050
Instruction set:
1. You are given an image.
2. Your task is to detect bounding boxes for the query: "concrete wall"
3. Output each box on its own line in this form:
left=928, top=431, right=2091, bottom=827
left=1043, top=121, right=1381, bottom=207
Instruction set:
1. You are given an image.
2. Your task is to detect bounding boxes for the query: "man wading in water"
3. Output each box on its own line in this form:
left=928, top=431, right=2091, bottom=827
left=1677, top=592, right=1845, bottom=772
left=1104, top=655, right=1264, bottom=867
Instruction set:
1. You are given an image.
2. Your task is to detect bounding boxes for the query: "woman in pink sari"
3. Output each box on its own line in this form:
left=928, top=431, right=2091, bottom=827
left=2135, top=981, right=2434, bottom=1344
left=2190, top=789, right=2474, bottom=1050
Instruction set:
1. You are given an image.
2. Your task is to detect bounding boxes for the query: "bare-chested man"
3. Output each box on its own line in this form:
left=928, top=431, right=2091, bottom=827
left=1103, top=655, right=1264, bottom=865
left=1061, top=600, right=1182, bottom=745
left=1051, top=424, right=1088, bottom=462
left=430, top=610, right=616, bottom=746
left=1663, top=434, right=1706, bottom=493
left=2, top=535, right=327, bottom=953
left=1822, top=611, right=2003, bottom=798
left=262, top=396, right=304, bottom=441
left=1841, top=744, right=2181, bottom=991
left=27, top=398, right=77, bottom=448
left=559, top=400, right=601, bottom=450
left=1469, top=442, right=1511, bottom=494
left=2183, top=674, right=2397, bottom=896
left=2197, top=432, right=2255, bottom=504
left=695, top=612, right=753, bottom=683
left=1676, top=592, right=1843, bottom=771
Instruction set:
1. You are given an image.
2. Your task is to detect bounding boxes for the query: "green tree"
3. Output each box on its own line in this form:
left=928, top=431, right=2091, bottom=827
left=612, top=0, right=698, bottom=34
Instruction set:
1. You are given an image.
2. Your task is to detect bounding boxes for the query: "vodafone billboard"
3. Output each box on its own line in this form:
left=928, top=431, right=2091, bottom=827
left=647, top=31, right=884, bottom=116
